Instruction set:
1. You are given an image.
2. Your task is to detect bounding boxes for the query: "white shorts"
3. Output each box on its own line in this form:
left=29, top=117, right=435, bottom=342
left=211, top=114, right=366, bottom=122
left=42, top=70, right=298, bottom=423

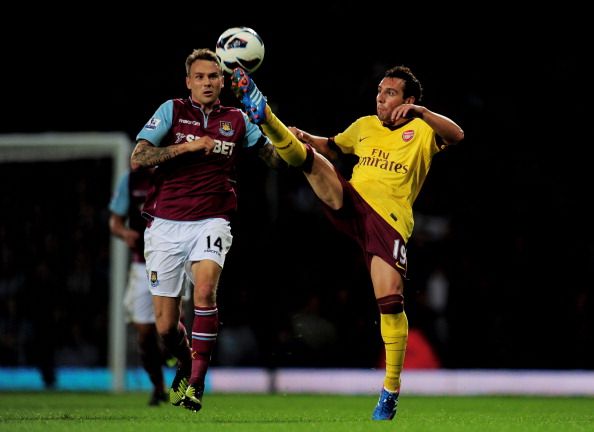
left=123, top=262, right=155, bottom=324
left=144, top=217, right=233, bottom=298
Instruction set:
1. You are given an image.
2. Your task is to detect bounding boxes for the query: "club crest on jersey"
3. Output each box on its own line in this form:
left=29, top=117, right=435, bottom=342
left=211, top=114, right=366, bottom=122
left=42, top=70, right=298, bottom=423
left=402, top=130, right=414, bottom=142
left=219, top=121, right=234, bottom=137
left=150, top=271, right=159, bottom=287
left=145, top=117, right=161, bottom=130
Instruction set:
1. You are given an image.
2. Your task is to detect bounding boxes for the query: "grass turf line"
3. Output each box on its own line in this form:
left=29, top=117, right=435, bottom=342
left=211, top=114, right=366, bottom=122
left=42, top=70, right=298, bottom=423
left=1, top=392, right=593, bottom=432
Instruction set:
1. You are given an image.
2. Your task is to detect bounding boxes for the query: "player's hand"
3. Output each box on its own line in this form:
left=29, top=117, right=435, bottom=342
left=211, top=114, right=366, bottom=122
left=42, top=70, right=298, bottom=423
left=122, top=229, right=140, bottom=249
left=187, top=136, right=218, bottom=154
left=289, top=126, right=311, bottom=144
left=391, top=104, right=425, bottom=122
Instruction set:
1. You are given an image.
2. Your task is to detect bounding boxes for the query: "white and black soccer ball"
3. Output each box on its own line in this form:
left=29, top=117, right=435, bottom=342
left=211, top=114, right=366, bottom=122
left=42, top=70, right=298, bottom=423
left=215, top=27, right=265, bottom=74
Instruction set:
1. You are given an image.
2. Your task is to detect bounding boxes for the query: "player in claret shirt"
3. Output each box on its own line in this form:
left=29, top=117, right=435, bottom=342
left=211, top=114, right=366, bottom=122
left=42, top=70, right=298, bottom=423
left=130, top=48, right=278, bottom=413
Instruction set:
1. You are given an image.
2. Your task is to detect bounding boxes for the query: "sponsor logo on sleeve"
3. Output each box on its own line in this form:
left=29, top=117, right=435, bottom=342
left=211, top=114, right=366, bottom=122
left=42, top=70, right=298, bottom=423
left=145, top=118, right=161, bottom=130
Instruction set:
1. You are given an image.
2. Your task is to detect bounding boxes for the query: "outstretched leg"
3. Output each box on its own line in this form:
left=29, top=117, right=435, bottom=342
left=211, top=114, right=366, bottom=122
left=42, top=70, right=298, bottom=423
left=231, top=67, right=307, bottom=167
left=231, top=67, right=343, bottom=208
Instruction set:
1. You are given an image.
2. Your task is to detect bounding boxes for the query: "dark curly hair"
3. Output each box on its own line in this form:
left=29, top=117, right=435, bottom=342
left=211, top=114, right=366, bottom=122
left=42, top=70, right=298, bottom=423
left=384, top=66, right=423, bottom=102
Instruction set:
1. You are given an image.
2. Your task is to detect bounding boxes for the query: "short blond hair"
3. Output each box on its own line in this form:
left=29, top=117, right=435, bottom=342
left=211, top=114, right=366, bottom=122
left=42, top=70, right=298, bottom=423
left=185, top=48, right=221, bottom=76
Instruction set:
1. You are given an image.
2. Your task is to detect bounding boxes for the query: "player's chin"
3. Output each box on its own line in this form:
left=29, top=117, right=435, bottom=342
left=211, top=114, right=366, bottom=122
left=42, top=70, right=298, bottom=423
left=377, top=112, right=390, bottom=124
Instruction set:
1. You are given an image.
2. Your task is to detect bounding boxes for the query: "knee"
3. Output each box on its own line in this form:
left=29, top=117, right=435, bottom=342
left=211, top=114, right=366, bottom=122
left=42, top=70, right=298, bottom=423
left=377, top=294, right=404, bottom=314
left=194, top=284, right=217, bottom=306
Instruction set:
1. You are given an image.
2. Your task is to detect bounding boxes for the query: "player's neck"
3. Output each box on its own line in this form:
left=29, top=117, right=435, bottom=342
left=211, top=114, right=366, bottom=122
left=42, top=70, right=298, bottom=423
left=383, top=118, right=412, bottom=131
left=189, top=97, right=219, bottom=114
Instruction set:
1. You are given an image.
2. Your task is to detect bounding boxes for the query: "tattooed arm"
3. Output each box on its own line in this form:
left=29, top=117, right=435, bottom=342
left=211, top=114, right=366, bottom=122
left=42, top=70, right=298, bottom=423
left=130, top=138, right=217, bottom=170
left=257, top=142, right=286, bottom=170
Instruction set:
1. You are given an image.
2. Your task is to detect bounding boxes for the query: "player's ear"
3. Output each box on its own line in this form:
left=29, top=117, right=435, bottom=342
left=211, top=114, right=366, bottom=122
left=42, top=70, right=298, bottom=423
left=405, top=96, right=416, bottom=104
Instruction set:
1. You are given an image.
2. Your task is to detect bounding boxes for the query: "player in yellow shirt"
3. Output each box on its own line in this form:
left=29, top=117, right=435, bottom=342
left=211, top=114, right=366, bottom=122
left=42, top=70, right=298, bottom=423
left=232, top=65, right=464, bottom=421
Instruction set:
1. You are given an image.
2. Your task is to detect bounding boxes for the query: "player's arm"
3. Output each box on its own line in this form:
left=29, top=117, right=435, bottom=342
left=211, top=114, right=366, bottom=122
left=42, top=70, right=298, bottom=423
left=109, top=213, right=140, bottom=249
left=415, top=107, right=464, bottom=146
left=258, top=142, right=286, bottom=170
left=131, top=100, right=217, bottom=170
left=289, top=127, right=340, bottom=160
left=393, top=104, right=464, bottom=146
left=242, top=112, right=286, bottom=169
left=130, top=138, right=217, bottom=170
left=425, top=110, right=464, bottom=146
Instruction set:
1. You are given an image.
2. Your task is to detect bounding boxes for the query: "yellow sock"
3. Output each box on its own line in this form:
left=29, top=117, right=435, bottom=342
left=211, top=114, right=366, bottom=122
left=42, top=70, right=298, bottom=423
left=261, top=105, right=307, bottom=166
left=381, top=311, right=408, bottom=392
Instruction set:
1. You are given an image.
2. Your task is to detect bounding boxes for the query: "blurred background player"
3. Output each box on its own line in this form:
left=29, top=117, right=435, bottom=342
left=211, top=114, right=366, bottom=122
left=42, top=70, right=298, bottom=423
left=231, top=65, right=464, bottom=421
left=109, top=168, right=170, bottom=406
left=130, top=48, right=276, bottom=412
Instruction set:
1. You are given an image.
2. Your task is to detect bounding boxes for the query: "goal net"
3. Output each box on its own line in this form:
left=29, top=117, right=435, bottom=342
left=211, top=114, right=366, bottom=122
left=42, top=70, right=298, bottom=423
left=0, top=132, right=131, bottom=392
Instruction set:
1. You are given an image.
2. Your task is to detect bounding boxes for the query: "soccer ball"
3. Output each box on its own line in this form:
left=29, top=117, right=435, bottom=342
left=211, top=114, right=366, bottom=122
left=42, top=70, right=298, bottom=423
left=215, top=27, right=265, bottom=74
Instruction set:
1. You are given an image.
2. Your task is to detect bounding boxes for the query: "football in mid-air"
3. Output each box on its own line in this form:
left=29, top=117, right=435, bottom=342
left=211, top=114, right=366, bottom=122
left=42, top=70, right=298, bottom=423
left=215, top=27, right=265, bottom=74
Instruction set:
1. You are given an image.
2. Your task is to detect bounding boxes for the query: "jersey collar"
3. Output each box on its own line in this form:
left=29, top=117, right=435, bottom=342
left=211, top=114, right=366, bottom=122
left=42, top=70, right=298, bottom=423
left=188, top=97, right=222, bottom=112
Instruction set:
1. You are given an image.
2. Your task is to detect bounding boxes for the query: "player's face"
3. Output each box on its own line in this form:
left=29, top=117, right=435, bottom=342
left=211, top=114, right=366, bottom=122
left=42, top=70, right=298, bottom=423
left=186, top=60, right=224, bottom=107
left=376, top=77, right=407, bottom=125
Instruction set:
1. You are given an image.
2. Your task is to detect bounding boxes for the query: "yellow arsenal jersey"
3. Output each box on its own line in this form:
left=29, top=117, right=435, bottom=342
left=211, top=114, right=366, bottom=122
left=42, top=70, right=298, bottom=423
left=334, top=115, right=441, bottom=242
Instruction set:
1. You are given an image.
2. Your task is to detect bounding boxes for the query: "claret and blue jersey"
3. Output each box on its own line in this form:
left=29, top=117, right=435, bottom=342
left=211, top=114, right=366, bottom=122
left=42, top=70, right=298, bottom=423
left=137, top=97, right=268, bottom=222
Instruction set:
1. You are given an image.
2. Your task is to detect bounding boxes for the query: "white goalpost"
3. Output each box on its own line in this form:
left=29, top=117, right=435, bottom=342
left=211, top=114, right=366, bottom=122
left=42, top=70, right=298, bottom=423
left=0, top=132, right=131, bottom=392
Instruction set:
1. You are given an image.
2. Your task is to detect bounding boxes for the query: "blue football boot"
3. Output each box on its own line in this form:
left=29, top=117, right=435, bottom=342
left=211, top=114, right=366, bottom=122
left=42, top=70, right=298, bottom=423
left=371, top=387, right=399, bottom=420
left=231, top=67, right=267, bottom=124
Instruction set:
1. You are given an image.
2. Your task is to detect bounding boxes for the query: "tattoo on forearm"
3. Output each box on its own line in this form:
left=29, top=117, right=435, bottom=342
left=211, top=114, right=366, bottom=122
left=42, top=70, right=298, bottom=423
left=133, top=144, right=183, bottom=167
left=259, top=144, right=283, bottom=169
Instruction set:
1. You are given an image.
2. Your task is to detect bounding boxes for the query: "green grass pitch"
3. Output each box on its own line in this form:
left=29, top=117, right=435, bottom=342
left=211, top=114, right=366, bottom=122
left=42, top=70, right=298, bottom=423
left=1, top=392, right=593, bottom=431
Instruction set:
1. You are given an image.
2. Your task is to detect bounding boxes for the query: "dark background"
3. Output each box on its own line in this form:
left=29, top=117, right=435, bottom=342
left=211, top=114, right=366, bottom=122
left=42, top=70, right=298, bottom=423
left=1, top=5, right=592, bottom=374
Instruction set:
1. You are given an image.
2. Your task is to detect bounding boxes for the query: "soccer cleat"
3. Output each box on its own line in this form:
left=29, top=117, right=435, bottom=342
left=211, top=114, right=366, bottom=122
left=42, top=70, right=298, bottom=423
left=169, top=367, right=190, bottom=406
left=231, top=67, right=267, bottom=124
left=371, top=387, right=399, bottom=420
left=148, top=388, right=169, bottom=406
left=181, top=383, right=204, bottom=412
